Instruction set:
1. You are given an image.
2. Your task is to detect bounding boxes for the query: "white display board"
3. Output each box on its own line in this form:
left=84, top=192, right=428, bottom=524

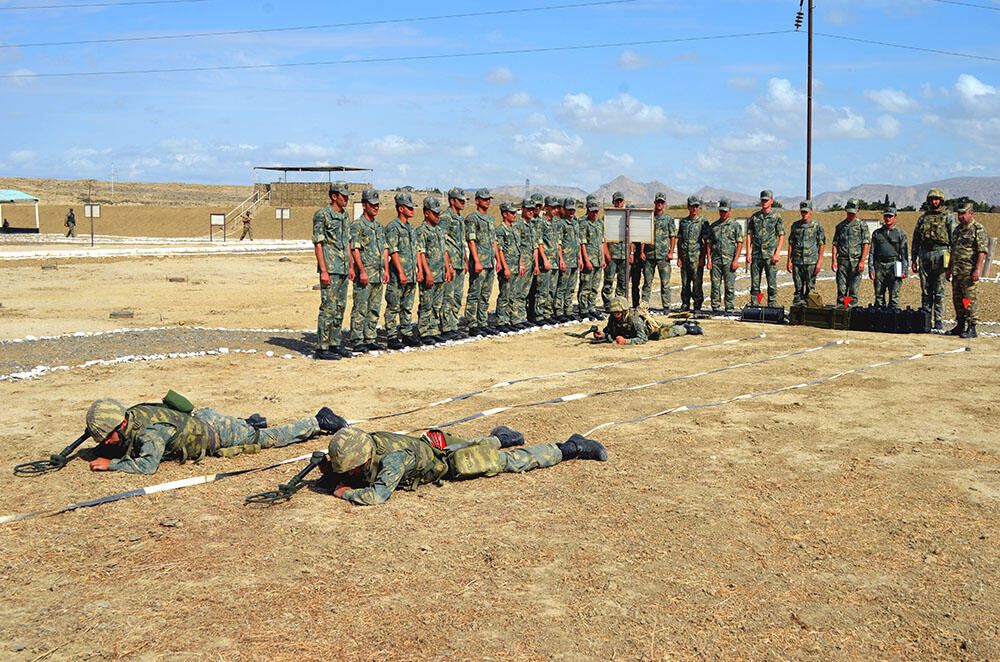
left=84, top=203, right=100, bottom=218
left=734, top=217, right=749, bottom=237
left=603, top=208, right=654, bottom=244
left=353, top=202, right=363, bottom=221
left=863, top=219, right=881, bottom=237
left=210, top=213, right=226, bottom=227
left=275, top=207, right=291, bottom=220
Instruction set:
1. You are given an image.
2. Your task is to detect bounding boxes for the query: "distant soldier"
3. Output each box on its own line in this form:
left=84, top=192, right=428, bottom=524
left=676, top=195, right=711, bottom=311
left=707, top=197, right=744, bottom=312
left=464, top=188, right=499, bottom=335
left=534, top=196, right=561, bottom=324
left=415, top=196, right=453, bottom=343
left=831, top=198, right=870, bottom=307
left=601, top=191, right=628, bottom=309
left=495, top=202, right=524, bottom=331
left=578, top=199, right=607, bottom=320
left=911, top=188, right=957, bottom=330
left=786, top=200, right=826, bottom=307
left=745, top=189, right=785, bottom=307
left=65, top=208, right=76, bottom=237
left=513, top=198, right=538, bottom=327
left=946, top=202, right=988, bottom=338
left=349, top=189, right=389, bottom=353
left=384, top=193, right=419, bottom=350
left=556, top=198, right=582, bottom=321
left=312, top=182, right=355, bottom=360
left=439, top=188, right=469, bottom=340
left=239, top=210, right=254, bottom=241
left=641, top=191, right=677, bottom=312
left=868, top=204, right=909, bottom=309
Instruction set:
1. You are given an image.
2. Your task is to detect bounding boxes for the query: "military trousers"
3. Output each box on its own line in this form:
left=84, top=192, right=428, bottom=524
left=496, top=273, right=518, bottom=325
left=465, top=267, right=495, bottom=327
left=952, top=274, right=978, bottom=324
left=239, top=225, right=254, bottom=241
left=556, top=266, right=579, bottom=316
left=350, top=280, right=384, bottom=343
left=918, top=248, right=948, bottom=324
left=836, top=259, right=863, bottom=306
left=316, top=272, right=349, bottom=350
left=66, top=224, right=76, bottom=238
left=710, top=257, right=738, bottom=311
left=641, top=258, right=672, bottom=310
left=193, top=408, right=320, bottom=450
left=577, top=266, right=602, bottom=315
left=442, top=268, right=465, bottom=332
left=872, top=261, right=902, bottom=308
left=679, top=260, right=705, bottom=310
left=791, top=263, right=818, bottom=307
left=534, top=269, right=556, bottom=320
left=514, top=271, right=531, bottom=323
left=750, top=256, right=778, bottom=307
left=417, top=281, right=445, bottom=336
left=497, top=443, right=563, bottom=473
left=602, top=258, right=627, bottom=309
left=385, top=278, right=416, bottom=338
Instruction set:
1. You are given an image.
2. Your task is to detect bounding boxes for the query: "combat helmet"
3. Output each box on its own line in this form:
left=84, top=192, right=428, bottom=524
left=86, top=398, right=127, bottom=443
left=926, top=187, right=945, bottom=200
left=609, top=296, right=628, bottom=313
left=327, top=427, right=374, bottom=473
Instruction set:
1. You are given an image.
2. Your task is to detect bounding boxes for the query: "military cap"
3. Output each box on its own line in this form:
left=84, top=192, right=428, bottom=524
left=686, top=195, right=701, bottom=207
left=845, top=198, right=859, bottom=213
left=530, top=193, right=544, bottom=205
left=585, top=194, right=598, bottom=203
left=423, top=196, right=444, bottom=214
left=956, top=201, right=973, bottom=213
left=800, top=200, right=813, bottom=211
left=327, top=427, right=374, bottom=473
left=393, top=192, right=415, bottom=208
left=926, top=187, right=945, bottom=200
left=361, top=188, right=380, bottom=204
left=612, top=191, right=625, bottom=202
left=718, top=197, right=732, bottom=211
left=447, top=187, right=468, bottom=201
left=499, top=201, right=517, bottom=213
left=654, top=192, right=667, bottom=203
left=521, top=198, right=534, bottom=208
left=586, top=201, right=600, bottom=212
left=882, top=204, right=897, bottom=217
left=544, top=195, right=560, bottom=206
left=563, top=197, right=576, bottom=208
left=328, top=181, right=350, bottom=197
left=475, top=187, right=492, bottom=199
left=760, top=189, right=773, bottom=200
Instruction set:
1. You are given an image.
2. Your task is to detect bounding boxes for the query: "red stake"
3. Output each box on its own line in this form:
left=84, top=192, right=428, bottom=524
left=963, top=298, right=972, bottom=309
left=756, top=293, right=764, bottom=304
left=843, top=296, right=852, bottom=307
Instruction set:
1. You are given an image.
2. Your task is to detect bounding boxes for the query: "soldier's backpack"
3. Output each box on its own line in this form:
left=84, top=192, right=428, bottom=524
left=634, top=303, right=668, bottom=339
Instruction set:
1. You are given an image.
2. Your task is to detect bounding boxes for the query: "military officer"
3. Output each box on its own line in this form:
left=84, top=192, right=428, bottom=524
left=707, top=197, right=744, bottom=312
left=312, top=182, right=356, bottom=360
left=601, top=191, right=628, bottom=309
left=786, top=200, right=826, bottom=307
left=869, top=204, right=909, bottom=309
left=676, top=195, right=711, bottom=311
left=556, top=197, right=582, bottom=321
left=350, top=189, right=389, bottom=352
left=831, top=198, right=870, bottom=308
left=465, top=188, right=499, bottom=335
left=641, top=192, right=677, bottom=312
left=322, top=425, right=607, bottom=506
left=946, top=202, right=988, bottom=338
left=384, top=193, right=420, bottom=350
left=439, top=187, right=468, bottom=340
left=495, top=201, right=524, bottom=331
left=578, top=199, right=607, bottom=320
left=911, top=188, right=957, bottom=330
left=86, top=398, right=346, bottom=475
left=415, top=196, right=454, bottom=343
left=745, top=189, right=785, bottom=307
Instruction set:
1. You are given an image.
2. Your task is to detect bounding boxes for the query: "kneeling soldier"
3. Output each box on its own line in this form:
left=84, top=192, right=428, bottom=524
left=321, top=424, right=607, bottom=505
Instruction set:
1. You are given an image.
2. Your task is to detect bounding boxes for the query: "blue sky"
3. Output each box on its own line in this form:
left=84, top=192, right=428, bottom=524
left=1, top=0, right=998, bottom=197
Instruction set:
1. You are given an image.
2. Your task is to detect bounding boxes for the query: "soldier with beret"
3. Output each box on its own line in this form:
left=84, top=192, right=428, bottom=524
left=831, top=198, right=870, bottom=307
left=707, top=197, right=744, bottom=312
left=465, top=188, right=500, bottom=335
left=946, top=202, right=988, bottom=338
left=869, top=204, right=909, bottom=309
left=415, top=196, right=454, bottom=343
left=786, top=200, right=826, bottom=307
left=313, top=181, right=355, bottom=360
left=745, top=189, right=785, bottom=307
left=349, top=189, right=389, bottom=352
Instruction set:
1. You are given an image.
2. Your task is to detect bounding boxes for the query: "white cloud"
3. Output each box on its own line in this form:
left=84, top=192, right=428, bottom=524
left=602, top=151, right=635, bottom=169
left=484, top=66, right=516, bottom=86
left=614, top=49, right=651, bottom=70
left=726, top=77, right=757, bottom=92
left=525, top=112, right=547, bottom=128
left=512, top=128, right=585, bottom=164
left=499, top=91, right=533, bottom=108
left=451, top=145, right=478, bottom=159
left=274, top=143, right=337, bottom=162
left=9, top=150, right=36, bottom=164
left=954, top=73, right=998, bottom=116
left=717, top=132, right=787, bottom=153
left=361, top=135, right=428, bottom=158
left=864, top=87, right=919, bottom=113
left=557, top=93, right=704, bottom=136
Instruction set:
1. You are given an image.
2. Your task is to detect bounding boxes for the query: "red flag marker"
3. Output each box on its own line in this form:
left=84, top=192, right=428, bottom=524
left=963, top=298, right=972, bottom=309
left=843, top=296, right=852, bottom=307
left=756, top=293, right=764, bottom=304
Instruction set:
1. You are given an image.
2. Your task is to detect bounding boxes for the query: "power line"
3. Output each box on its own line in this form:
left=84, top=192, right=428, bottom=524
left=0, top=30, right=796, bottom=79
left=927, top=0, right=1000, bottom=10
left=0, top=0, right=208, bottom=9
left=817, top=32, right=1000, bottom=63
left=0, top=0, right=638, bottom=48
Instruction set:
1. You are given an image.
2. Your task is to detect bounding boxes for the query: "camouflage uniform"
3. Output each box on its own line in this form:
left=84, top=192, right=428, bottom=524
left=384, top=217, right=418, bottom=340
left=65, top=210, right=76, bottom=237
left=439, top=207, right=467, bottom=333
left=313, top=204, right=352, bottom=351
left=747, top=209, right=785, bottom=306
left=912, top=207, right=957, bottom=325
left=108, top=406, right=321, bottom=475
left=950, top=219, right=989, bottom=325
left=602, top=237, right=628, bottom=309
left=350, top=215, right=386, bottom=345
left=556, top=213, right=581, bottom=316
left=601, top=309, right=649, bottom=345
left=676, top=214, right=711, bottom=310
left=535, top=214, right=561, bottom=320
left=464, top=209, right=497, bottom=327
left=336, top=429, right=563, bottom=506
left=833, top=218, right=870, bottom=307
left=869, top=225, right=909, bottom=308
left=495, top=219, right=522, bottom=326
left=708, top=217, right=743, bottom=311
left=578, top=215, right=605, bottom=317
left=642, top=212, right=676, bottom=310
left=788, top=219, right=826, bottom=307
left=513, top=213, right=536, bottom=324
left=416, top=219, right=449, bottom=337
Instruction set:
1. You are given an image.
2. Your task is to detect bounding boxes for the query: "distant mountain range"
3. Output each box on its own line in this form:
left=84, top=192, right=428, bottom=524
left=489, top=175, right=1000, bottom=209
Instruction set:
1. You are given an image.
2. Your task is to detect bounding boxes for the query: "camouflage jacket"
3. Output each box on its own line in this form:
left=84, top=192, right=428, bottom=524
left=108, top=405, right=219, bottom=475
left=580, top=217, right=604, bottom=266
left=496, top=222, right=522, bottom=275
left=312, top=205, right=352, bottom=276
left=676, top=215, right=711, bottom=262
left=645, top=212, right=676, bottom=260
left=465, top=210, right=497, bottom=268
left=340, top=431, right=447, bottom=506
left=416, top=220, right=449, bottom=283
left=514, top=217, right=536, bottom=266
left=351, top=216, right=386, bottom=284
left=788, top=219, right=826, bottom=265
left=385, top=217, right=418, bottom=282
left=832, top=218, right=870, bottom=262
left=747, top=209, right=785, bottom=257
left=601, top=310, right=648, bottom=345
left=538, top=215, right=561, bottom=265
left=558, top=216, right=582, bottom=267
left=709, top=218, right=743, bottom=261
left=950, top=220, right=989, bottom=274
left=440, top=209, right=467, bottom=270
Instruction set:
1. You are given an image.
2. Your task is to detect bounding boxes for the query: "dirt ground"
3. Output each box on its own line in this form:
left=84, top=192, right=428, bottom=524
left=1, top=227, right=998, bottom=661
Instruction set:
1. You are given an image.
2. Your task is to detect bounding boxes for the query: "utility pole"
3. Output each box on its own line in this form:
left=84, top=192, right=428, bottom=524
left=796, top=1, right=814, bottom=200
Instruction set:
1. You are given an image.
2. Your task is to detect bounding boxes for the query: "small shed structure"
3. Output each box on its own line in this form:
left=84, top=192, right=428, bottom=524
left=253, top=166, right=374, bottom=207
left=0, top=189, right=40, bottom=233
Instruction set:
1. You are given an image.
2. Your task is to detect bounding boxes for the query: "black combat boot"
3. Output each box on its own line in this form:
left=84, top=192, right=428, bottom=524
left=490, top=425, right=525, bottom=448
left=316, top=407, right=347, bottom=433
left=946, top=319, right=965, bottom=336
left=960, top=323, right=977, bottom=339
left=387, top=337, right=405, bottom=350
left=556, top=434, right=608, bottom=461
left=314, top=349, right=340, bottom=361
